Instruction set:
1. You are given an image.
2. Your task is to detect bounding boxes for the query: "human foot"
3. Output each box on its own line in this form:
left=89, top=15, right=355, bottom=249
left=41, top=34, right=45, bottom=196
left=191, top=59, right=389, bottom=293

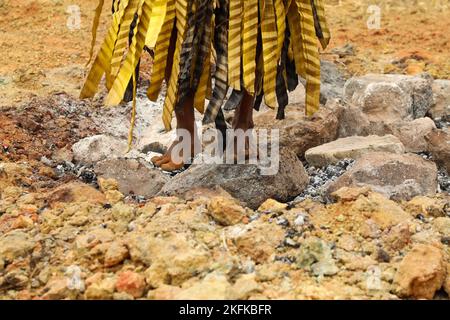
left=151, top=93, right=199, bottom=171
left=151, top=134, right=199, bottom=171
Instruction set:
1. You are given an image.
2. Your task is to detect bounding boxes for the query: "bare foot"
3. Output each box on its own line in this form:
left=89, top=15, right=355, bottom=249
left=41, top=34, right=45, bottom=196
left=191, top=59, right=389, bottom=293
left=151, top=93, right=199, bottom=171
left=151, top=136, right=198, bottom=171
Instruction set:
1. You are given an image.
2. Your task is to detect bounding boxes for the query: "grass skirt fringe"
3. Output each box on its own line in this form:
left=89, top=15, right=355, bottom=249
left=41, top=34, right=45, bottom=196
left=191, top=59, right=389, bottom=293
left=81, top=0, right=330, bottom=131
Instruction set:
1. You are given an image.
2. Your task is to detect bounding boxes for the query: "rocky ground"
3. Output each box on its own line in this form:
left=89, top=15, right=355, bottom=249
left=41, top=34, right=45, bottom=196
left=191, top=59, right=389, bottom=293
left=1, top=69, right=450, bottom=300
left=1, top=0, right=450, bottom=301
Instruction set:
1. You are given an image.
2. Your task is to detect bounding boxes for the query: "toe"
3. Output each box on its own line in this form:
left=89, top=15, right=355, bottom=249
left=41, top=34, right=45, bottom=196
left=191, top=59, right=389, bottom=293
left=161, top=161, right=184, bottom=172
left=151, top=155, right=163, bottom=166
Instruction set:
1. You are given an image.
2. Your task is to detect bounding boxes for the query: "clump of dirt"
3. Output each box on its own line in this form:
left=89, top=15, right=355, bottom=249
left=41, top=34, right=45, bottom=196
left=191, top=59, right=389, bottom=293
left=0, top=94, right=102, bottom=193
left=0, top=94, right=98, bottom=162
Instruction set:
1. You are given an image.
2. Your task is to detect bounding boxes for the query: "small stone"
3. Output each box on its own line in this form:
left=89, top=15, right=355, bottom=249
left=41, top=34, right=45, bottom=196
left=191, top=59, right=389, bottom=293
left=0, top=230, right=36, bottom=262
left=441, top=237, right=450, bottom=245
left=147, top=285, right=182, bottom=300
left=352, top=193, right=412, bottom=230
left=384, top=223, right=411, bottom=251
left=52, top=146, right=74, bottom=163
left=85, top=277, right=116, bottom=300
left=113, top=292, right=135, bottom=300
left=330, top=186, right=372, bottom=202
left=284, top=238, right=299, bottom=248
left=126, top=232, right=210, bottom=284
left=11, top=215, right=34, bottom=229
left=4, top=270, right=29, bottom=290
left=207, top=196, right=246, bottom=226
left=254, top=105, right=341, bottom=158
left=388, top=117, right=436, bottom=153
left=233, top=222, right=285, bottom=263
left=337, top=234, right=358, bottom=251
left=42, top=277, right=79, bottom=300
left=257, top=199, right=288, bottom=213
left=394, top=244, right=446, bottom=299
left=46, top=181, right=106, bottom=207
left=174, top=273, right=232, bottom=300
left=144, top=263, right=170, bottom=289
left=294, top=213, right=306, bottom=226
left=343, top=74, right=433, bottom=121
left=297, top=237, right=339, bottom=276
left=65, top=265, right=85, bottom=293
left=432, top=217, right=450, bottom=236
left=74, top=228, right=115, bottom=250
left=115, top=271, right=146, bottom=298
left=105, top=190, right=124, bottom=204
left=98, top=177, right=119, bottom=192
left=104, top=242, right=129, bottom=267
left=429, top=79, right=450, bottom=120
left=230, top=274, right=261, bottom=299
left=405, top=196, right=447, bottom=218
left=444, top=264, right=450, bottom=296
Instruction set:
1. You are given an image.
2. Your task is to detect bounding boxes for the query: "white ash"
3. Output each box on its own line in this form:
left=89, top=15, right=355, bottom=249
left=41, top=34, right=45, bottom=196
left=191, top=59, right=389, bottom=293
left=293, top=158, right=355, bottom=204
left=438, top=169, right=450, bottom=193
left=55, top=161, right=97, bottom=184
left=433, top=117, right=449, bottom=130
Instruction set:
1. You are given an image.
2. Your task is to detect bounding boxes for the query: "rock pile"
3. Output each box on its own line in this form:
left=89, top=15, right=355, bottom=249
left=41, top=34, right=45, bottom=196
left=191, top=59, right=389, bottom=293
left=1, top=164, right=449, bottom=300
left=1, top=66, right=449, bottom=300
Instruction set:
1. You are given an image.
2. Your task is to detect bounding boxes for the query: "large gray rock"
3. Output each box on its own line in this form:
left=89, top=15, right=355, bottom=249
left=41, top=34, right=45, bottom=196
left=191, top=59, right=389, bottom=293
left=94, top=158, right=169, bottom=198
left=344, top=74, right=434, bottom=122
left=331, top=100, right=436, bottom=152
left=326, top=152, right=438, bottom=201
left=254, top=104, right=341, bottom=158
left=388, top=117, right=436, bottom=153
left=305, top=135, right=405, bottom=167
left=72, top=134, right=128, bottom=165
left=429, top=80, right=450, bottom=120
left=159, top=148, right=309, bottom=209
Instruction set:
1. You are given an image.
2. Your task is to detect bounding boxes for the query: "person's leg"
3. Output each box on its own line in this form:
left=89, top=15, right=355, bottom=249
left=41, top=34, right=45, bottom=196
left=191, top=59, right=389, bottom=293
left=151, top=27, right=199, bottom=171
left=232, top=90, right=254, bottom=130
left=229, top=90, right=256, bottom=161
left=151, top=92, right=198, bottom=171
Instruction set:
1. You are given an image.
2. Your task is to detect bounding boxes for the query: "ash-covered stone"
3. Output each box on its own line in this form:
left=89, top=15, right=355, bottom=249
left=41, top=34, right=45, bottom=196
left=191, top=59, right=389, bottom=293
left=77, top=167, right=97, bottom=184
left=434, top=118, right=449, bottom=130
left=55, top=161, right=97, bottom=185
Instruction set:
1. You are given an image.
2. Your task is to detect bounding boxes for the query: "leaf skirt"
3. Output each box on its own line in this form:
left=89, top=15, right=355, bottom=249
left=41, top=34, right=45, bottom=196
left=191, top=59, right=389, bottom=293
left=81, top=0, right=330, bottom=131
